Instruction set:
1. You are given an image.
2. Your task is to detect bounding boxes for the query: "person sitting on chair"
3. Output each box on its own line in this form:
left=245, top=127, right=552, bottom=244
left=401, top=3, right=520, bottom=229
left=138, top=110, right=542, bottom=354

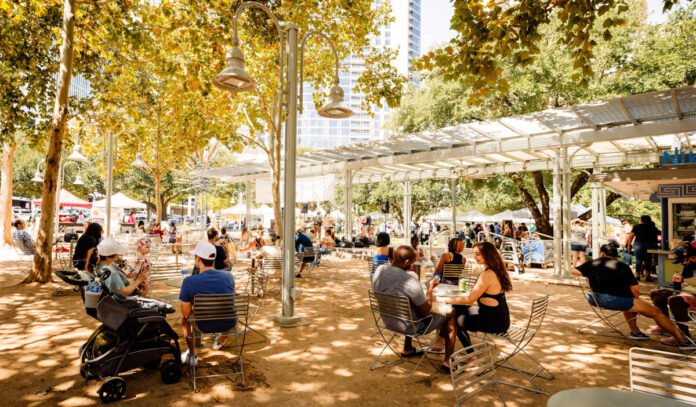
left=99, top=239, right=148, bottom=296
left=371, top=232, right=393, bottom=280
left=433, top=237, right=466, bottom=285
left=647, top=246, right=696, bottom=348
left=436, top=242, right=511, bottom=356
left=571, top=241, right=690, bottom=346
left=12, top=219, right=36, bottom=255
left=372, top=245, right=457, bottom=372
left=242, top=230, right=266, bottom=253
left=207, top=227, right=230, bottom=271
left=253, top=234, right=282, bottom=297
left=179, top=243, right=236, bottom=366
left=295, top=228, right=314, bottom=278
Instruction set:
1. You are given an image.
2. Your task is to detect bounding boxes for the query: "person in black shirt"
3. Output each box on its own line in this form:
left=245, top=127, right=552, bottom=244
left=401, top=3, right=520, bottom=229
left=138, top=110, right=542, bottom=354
left=572, top=241, right=689, bottom=346
left=72, top=222, right=103, bottom=270
left=627, top=215, right=660, bottom=281
left=207, top=227, right=229, bottom=270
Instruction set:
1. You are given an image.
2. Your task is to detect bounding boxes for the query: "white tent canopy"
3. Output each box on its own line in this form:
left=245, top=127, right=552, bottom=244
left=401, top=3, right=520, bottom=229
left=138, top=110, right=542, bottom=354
left=251, top=204, right=274, bottom=216
left=92, top=192, right=145, bottom=209
left=221, top=203, right=247, bottom=215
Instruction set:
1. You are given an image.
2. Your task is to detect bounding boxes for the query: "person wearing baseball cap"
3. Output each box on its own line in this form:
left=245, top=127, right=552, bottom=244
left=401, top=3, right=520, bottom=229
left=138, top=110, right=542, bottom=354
left=98, top=239, right=148, bottom=296
left=647, top=245, right=696, bottom=348
left=179, top=242, right=237, bottom=366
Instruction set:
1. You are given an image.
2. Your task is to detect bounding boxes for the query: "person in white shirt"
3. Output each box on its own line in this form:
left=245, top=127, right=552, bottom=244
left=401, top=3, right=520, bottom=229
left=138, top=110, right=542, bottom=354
left=321, top=210, right=334, bottom=239
left=253, top=235, right=281, bottom=297
left=419, top=219, right=431, bottom=244
left=619, top=219, right=634, bottom=266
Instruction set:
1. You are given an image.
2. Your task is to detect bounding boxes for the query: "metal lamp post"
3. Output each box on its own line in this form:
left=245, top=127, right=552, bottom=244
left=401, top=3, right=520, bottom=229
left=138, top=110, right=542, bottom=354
left=212, top=1, right=354, bottom=327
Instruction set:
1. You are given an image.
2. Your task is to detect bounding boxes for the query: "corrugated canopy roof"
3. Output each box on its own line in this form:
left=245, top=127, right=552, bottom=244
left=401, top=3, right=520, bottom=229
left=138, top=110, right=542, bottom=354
left=199, top=87, right=696, bottom=184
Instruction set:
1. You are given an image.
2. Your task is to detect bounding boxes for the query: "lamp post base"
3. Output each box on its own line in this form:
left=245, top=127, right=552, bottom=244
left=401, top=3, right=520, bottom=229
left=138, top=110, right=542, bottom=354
left=274, top=313, right=310, bottom=328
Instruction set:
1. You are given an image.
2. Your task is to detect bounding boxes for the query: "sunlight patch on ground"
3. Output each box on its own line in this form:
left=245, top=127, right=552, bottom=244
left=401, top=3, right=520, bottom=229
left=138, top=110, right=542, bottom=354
left=287, top=381, right=323, bottom=392
left=334, top=368, right=353, bottom=377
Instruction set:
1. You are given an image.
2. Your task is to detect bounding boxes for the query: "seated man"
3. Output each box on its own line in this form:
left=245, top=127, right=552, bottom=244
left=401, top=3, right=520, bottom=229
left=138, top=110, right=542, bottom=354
left=242, top=229, right=266, bottom=252
left=207, top=227, right=230, bottom=271
left=179, top=243, right=236, bottom=366
left=99, top=239, right=148, bottom=296
left=372, top=245, right=456, bottom=371
left=648, top=245, right=696, bottom=346
left=572, top=241, right=693, bottom=348
left=295, top=228, right=314, bottom=278
left=12, top=219, right=36, bottom=255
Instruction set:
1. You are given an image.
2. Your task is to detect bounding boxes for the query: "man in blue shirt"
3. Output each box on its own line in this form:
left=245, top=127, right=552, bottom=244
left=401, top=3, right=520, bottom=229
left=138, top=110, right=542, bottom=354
left=179, top=242, right=236, bottom=366
left=295, top=228, right=314, bottom=278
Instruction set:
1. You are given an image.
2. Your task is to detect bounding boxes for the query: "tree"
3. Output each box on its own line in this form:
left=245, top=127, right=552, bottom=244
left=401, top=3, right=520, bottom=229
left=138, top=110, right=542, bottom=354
left=416, top=0, right=693, bottom=102
left=389, top=1, right=696, bottom=234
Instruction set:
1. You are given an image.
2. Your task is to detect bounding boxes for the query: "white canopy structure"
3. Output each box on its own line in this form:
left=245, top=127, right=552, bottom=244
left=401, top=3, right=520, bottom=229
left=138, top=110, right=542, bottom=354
left=221, top=203, right=247, bottom=215
left=200, top=87, right=696, bottom=277
left=92, top=193, right=145, bottom=209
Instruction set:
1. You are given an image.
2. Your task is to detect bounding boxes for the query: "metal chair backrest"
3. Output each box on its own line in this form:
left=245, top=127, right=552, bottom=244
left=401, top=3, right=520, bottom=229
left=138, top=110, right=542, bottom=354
left=192, top=293, right=250, bottom=329
left=513, top=294, right=549, bottom=346
left=368, top=257, right=389, bottom=280
left=450, top=343, right=499, bottom=406
left=442, top=263, right=467, bottom=284
left=12, top=238, right=33, bottom=258
left=296, top=245, right=316, bottom=262
left=629, top=347, right=696, bottom=404
left=260, top=256, right=283, bottom=275
left=368, top=289, right=415, bottom=333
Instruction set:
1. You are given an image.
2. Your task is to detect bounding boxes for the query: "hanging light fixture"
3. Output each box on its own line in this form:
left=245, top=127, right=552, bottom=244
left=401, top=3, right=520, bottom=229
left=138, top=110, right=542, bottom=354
left=73, top=174, right=85, bottom=185
left=131, top=151, right=147, bottom=169
left=31, top=171, right=43, bottom=183
left=68, top=142, right=87, bottom=162
left=317, top=84, right=353, bottom=119
left=213, top=46, right=257, bottom=93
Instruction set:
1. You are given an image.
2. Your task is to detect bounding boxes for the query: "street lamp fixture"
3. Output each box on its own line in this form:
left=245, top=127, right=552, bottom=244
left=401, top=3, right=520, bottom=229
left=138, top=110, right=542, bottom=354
left=32, top=161, right=44, bottom=183
left=67, top=143, right=87, bottom=162
left=212, top=1, right=354, bottom=328
left=131, top=151, right=147, bottom=169
left=73, top=174, right=85, bottom=186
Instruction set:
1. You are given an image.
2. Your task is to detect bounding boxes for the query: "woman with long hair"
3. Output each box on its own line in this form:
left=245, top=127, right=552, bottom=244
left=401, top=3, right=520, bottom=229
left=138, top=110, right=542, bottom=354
left=627, top=215, right=660, bottom=281
left=73, top=222, right=103, bottom=271
left=437, top=241, right=512, bottom=353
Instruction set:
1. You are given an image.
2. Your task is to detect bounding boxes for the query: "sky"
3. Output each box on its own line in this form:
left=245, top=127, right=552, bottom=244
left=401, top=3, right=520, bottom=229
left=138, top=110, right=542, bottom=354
left=420, top=0, right=670, bottom=54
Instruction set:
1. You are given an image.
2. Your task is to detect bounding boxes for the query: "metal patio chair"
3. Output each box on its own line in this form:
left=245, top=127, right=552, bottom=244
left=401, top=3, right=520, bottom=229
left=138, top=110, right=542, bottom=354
left=186, top=293, right=250, bottom=390
left=441, top=263, right=467, bottom=285
left=12, top=238, right=34, bottom=262
left=475, top=294, right=553, bottom=395
left=576, top=276, right=639, bottom=344
left=368, top=257, right=389, bottom=281
left=450, top=343, right=509, bottom=406
left=629, top=347, right=696, bottom=404
left=368, top=289, right=442, bottom=383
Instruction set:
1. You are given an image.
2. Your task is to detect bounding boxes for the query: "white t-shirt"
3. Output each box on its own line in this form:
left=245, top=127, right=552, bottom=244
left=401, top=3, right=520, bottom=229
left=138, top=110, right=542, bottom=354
left=570, top=225, right=588, bottom=246
left=420, top=222, right=430, bottom=235
left=322, top=214, right=334, bottom=228
left=260, top=245, right=282, bottom=258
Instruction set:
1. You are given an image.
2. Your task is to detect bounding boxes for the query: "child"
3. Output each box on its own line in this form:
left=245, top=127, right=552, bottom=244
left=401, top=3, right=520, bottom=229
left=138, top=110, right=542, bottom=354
left=128, top=238, right=152, bottom=296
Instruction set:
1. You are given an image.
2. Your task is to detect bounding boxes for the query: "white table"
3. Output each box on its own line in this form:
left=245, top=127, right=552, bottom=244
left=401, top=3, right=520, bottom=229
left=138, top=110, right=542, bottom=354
left=547, top=388, right=691, bottom=407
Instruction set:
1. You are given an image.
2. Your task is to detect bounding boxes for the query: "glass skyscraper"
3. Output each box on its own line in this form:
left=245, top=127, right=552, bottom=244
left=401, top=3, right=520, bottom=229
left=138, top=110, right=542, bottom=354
left=297, top=0, right=421, bottom=148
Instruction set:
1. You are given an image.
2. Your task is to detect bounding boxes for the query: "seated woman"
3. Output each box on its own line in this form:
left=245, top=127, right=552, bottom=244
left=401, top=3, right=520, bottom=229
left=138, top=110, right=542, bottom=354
left=437, top=241, right=512, bottom=353
left=127, top=238, right=152, bottom=297
left=433, top=238, right=466, bottom=285
left=371, top=232, right=393, bottom=280
left=12, top=219, right=36, bottom=255
left=409, top=235, right=425, bottom=278
left=320, top=228, right=336, bottom=253
left=242, top=230, right=266, bottom=252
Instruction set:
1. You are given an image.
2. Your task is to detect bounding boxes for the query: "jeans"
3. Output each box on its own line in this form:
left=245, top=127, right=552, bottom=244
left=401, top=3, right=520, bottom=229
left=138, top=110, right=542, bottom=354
left=633, top=242, right=649, bottom=276
left=621, top=248, right=633, bottom=266
left=586, top=292, right=635, bottom=311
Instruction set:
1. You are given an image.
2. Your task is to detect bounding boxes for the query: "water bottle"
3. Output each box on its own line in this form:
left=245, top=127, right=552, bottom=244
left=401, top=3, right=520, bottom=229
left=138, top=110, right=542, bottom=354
left=85, top=279, right=101, bottom=308
left=673, top=270, right=683, bottom=291
left=459, top=277, right=467, bottom=292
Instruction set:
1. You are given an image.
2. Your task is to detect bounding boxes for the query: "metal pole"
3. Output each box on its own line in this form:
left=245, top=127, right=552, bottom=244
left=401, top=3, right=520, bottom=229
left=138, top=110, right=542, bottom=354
left=599, top=173, right=607, bottom=241
left=344, top=170, right=352, bottom=240
left=403, top=180, right=411, bottom=244
left=591, top=168, right=600, bottom=259
left=245, top=180, right=252, bottom=230
left=105, top=131, right=114, bottom=237
left=562, top=147, right=571, bottom=276
left=553, top=151, right=562, bottom=276
left=203, top=193, right=208, bottom=229
left=276, top=24, right=308, bottom=327
left=451, top=178, right=457, bottom=237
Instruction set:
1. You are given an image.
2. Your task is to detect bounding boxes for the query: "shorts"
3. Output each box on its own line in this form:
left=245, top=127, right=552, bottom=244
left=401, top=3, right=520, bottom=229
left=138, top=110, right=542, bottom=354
left=571, top=244, right=586, bottom=252
left=416, top=312, right=446, bottom=335
left=586, top=292, right=634, bottom=311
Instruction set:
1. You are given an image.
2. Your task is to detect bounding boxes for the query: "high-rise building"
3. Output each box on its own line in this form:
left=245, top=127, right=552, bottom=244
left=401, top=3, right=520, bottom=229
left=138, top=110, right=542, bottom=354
left=296, top=0, right=421, bottom=149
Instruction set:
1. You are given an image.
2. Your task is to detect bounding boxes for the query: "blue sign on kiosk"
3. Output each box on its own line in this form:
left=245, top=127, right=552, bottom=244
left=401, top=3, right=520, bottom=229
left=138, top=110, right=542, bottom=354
left=662, top=148, right=696, bottom=165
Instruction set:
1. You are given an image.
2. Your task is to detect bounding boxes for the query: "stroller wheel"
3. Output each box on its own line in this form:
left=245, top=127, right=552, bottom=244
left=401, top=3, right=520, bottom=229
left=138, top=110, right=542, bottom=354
left=98, top=377, right=126, bottom=403
left=160, top=360, right=182, bottom=384
left=144, top=357, right=161, bottom=370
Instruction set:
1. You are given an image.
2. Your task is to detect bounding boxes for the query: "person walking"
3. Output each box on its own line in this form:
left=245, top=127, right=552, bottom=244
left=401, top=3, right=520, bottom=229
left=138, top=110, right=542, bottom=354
left=627, top=215, right=660, bottom=281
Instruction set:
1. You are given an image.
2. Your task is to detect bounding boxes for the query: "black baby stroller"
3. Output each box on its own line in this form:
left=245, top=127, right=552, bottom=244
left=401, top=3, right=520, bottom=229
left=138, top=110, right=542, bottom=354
left=56, top=268, right=182, bottom=403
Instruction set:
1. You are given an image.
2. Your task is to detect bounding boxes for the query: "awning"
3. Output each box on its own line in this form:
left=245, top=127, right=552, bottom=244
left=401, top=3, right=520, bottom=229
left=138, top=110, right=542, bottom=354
left=33, top=189, right=92, bottom=208
left=591, top=165, right=696, bottom=201
left=92, top=193, right=146, bottom=209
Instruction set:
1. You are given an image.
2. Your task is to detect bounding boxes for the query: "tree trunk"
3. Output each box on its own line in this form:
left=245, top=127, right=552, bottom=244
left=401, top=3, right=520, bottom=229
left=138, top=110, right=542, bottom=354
left=26, top=0, right=75, bottom=283
left=154, top=172, right=162, bottom=221
left=510, top=172, right=553, bottom=236
left=571, top=171, right=590, bottom=197
left=0, top=141, right=16, bottom=246
left=532, top=171, right=549, bottom=222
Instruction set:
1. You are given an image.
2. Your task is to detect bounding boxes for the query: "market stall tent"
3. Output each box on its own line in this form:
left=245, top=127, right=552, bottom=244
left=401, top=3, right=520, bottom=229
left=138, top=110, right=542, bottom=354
left=33, top=189, right=92, bottom=208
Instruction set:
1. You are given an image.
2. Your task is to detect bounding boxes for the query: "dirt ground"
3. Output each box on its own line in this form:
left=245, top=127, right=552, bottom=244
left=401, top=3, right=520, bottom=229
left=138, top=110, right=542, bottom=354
left=0, top=249, right=681, bottom=406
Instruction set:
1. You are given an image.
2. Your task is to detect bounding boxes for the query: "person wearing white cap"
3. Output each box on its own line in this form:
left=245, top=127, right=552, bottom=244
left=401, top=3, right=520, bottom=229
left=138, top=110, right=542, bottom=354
left=98, top=239, right=148, bottom=296
left=179, top=242, right=237, bottom=366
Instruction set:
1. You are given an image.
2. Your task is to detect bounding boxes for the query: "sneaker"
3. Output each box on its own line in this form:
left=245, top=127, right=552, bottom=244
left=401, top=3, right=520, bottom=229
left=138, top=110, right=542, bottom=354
left=660, top=336, right=680, bottom=346
left=630, top=331, right=650, bottom=340
left=180, top=349, right=198, bottom=366
left=212, top=335, right=225, bottom=350
left=646, top=326, right=669, bottom=336
left=679, top=340, right=696, bottom=350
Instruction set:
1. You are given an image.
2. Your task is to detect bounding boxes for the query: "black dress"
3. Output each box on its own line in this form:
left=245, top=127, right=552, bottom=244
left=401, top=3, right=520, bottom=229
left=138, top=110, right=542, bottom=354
left=441, top=252, right=464, bottom=285
left=453, top=273, right=510, bottom=351
left=72, top=234, right=98, bottom=271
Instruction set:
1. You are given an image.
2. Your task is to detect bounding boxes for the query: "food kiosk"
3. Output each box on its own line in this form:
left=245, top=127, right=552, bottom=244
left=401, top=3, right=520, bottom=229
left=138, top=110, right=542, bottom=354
left=592, top=157, right=696, bottom=290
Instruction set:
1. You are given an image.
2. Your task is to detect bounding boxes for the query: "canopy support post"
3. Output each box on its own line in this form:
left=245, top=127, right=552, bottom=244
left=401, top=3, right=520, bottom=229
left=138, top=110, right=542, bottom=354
left=562, top=147, right=572, bottom=276
left=344, top=170, right=353, bottom=241
left=403, top=179, right=411, bottom=244
left=553, top=151, right=562, bottom=277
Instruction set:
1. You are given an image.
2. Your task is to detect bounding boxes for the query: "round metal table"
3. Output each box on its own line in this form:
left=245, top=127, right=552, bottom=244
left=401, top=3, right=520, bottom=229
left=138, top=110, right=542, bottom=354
left=547, top=388, right=691, bottom=407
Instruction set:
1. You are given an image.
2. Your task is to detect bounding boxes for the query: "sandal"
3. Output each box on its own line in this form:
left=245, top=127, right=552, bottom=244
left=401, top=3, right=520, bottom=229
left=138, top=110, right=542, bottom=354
left=400, top=349, right=424, bottom=358
left=439, top=364, right=451, bottom=374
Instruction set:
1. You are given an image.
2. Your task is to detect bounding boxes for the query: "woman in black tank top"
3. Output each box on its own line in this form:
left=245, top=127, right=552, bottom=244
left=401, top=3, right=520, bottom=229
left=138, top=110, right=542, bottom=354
left=436, top=242, right=512, bottom=352
left=434, top=238, right=466, bottom=285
